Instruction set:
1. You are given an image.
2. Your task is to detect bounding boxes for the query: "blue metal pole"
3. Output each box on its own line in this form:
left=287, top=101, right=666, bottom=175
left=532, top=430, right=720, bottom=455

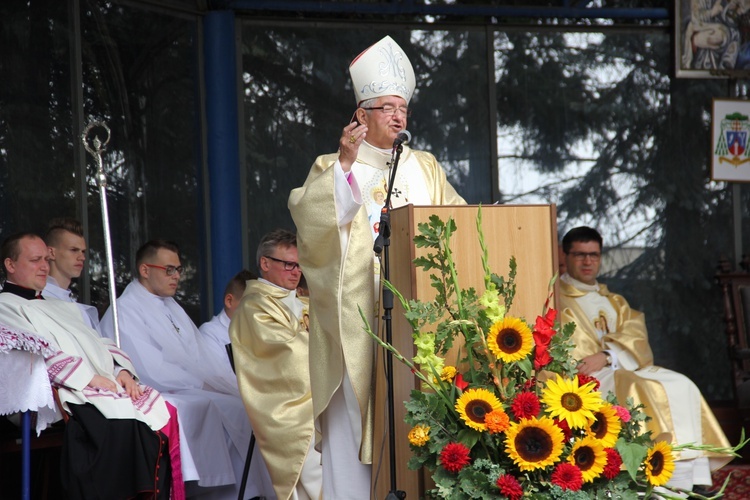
left=203, top=11, right=243, bottom=315
left=21, top=411, right=31, bottom=500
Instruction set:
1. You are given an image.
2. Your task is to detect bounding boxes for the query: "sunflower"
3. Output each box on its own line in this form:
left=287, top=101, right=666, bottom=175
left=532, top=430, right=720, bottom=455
left=644, top=441, right=675, bottom=486
left=505, top=416, right=565, bottom=471
left=487, top=316, right=534, bottom=363
left=455, top=388, right=503, bottom=431
left=568, top=436, right=607, bottom=482
left=541, top=374, right=603, bottom=429
left=587, top=403, right=622, bottom=448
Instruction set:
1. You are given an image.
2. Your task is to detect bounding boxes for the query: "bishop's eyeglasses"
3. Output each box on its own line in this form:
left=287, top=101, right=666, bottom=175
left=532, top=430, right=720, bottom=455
left=360, top=104, right=412, bottom=117
left=145, top=264, right=184, bottom=276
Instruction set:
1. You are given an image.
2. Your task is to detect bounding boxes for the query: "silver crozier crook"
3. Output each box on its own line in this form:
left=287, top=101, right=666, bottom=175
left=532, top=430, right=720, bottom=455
left=82, top=121, right=120, bottom=348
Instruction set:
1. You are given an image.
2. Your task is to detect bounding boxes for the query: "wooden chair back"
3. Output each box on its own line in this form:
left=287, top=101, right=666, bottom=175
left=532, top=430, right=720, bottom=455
left=717, top=255, right=750, bottom=408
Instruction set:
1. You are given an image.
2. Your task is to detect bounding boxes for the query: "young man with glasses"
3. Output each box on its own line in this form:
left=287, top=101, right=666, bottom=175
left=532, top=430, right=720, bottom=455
left=230, top=229, right=322, bottom=500
left=558, top=226, right=731, bottom=493
left=289, top=35, right=466, bottom=498
left=101, top=239, right=274, bottom=500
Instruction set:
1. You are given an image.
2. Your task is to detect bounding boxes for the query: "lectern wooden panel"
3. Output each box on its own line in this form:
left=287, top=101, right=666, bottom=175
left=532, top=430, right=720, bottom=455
left=371, top=204, right=558, bottom=499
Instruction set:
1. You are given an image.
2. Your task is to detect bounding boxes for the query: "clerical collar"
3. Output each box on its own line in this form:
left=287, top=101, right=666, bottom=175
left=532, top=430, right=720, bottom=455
left=1, top=281, right=42, bottom=300
left=561, top=273, right=600, bottom=293
left=358, top=140, right=412, bottom=171
left=259, top=277, right=296, bottom=296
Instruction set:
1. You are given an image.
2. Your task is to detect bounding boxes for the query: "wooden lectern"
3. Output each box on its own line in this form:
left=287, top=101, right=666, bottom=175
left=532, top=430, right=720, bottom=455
left=371, top=204, right=558, bottom=499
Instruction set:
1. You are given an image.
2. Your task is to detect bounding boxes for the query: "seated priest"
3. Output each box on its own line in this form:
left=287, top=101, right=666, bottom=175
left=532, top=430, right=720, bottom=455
left=558, top=226, right=732, bottom=493
left=230, top=229, right=322, bottom=500
left=42, top=217, right=101, bottom=331
left=0, top=232, right=181, bottom=499
left=199, top=268, right=256, bottom=368
left=101, top=239, right=274, bottom=500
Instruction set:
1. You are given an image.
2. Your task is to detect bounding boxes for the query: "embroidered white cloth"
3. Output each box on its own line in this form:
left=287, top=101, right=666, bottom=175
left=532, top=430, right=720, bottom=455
left=0, top=324, right=58, bottom=434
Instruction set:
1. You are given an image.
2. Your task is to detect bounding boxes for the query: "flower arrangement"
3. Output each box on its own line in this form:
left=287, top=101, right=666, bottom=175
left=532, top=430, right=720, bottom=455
left=362, top=210, right=744, bottom=499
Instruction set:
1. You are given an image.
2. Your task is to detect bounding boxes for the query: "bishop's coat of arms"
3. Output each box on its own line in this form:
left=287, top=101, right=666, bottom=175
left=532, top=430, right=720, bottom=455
left=715, top=112, right=750, bottom=167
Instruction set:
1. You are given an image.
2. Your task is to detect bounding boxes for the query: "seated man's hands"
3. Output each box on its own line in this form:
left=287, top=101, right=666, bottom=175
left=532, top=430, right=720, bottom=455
left=577, top=352, right=609, bottom=375
left=116, top=370, right=144, bottom=400
left=87, top=374, right=119, bottom=393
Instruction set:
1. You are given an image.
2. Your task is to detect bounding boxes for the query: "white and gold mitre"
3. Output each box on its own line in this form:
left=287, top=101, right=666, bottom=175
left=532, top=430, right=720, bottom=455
left=349, top=35, right=416, bottom=105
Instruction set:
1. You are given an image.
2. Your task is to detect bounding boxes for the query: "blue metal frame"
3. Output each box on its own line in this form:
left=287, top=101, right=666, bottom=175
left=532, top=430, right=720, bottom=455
left=203, top=10, right=244, bottom=314
left=211, top=1, right=669, bottom=21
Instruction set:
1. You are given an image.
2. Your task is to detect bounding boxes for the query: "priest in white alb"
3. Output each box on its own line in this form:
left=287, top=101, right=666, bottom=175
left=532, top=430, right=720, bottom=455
left=101, top=239, right=274, bottom=500
left=288, top=35, right=465, bottom=498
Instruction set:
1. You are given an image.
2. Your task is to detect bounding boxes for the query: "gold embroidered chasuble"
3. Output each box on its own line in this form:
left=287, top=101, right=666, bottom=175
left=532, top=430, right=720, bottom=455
left=559, top=279, right=731, bottom=464
left=230, top=280, right=314, bottom=500
left=288, top=143, right=464, bottom=464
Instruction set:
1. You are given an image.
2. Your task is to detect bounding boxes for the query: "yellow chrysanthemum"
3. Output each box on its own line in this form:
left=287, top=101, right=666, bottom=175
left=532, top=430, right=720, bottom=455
left=440, top=366, right=457, bottom=383
left=587, top=403, right=622, bottom=448
left=568, top=436, right=607, bottom=482
left=455, top=388, right=503, bottom=432
left=644, top=441, right=676, bottom=487
left=486, top=316, right=534, bottom=363
left=505, top=416, right=565, bottom=471
left=485, top=409, right=510, bottom=434
left=541, top=374, right=603, bottom=429
left=407, top=424, right=431, bottom=447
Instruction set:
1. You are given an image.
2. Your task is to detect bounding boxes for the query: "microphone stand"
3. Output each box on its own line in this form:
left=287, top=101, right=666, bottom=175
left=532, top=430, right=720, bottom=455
left=373, top=139, right=406, bottom=500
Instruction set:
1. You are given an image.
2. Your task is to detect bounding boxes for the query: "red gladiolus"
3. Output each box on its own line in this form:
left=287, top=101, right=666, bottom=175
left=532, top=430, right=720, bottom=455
left=532, top=309, right=557, bottom=370
left=454, top=373, right=469, bottom=391
left=603, top=448, right=623, bottom=479
left=551, top=462, right=583, bottom=491
left=495, top=474, right=523, bottom=500
left=553, top=417, right=573, bottom=441
left=510, top=391, right=540, bottom=420
left=439, top=442, right=471, bottom=473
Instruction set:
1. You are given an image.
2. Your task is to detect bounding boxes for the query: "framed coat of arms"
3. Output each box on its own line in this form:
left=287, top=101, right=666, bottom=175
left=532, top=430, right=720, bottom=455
left=712, top=98, right=750, bottom=182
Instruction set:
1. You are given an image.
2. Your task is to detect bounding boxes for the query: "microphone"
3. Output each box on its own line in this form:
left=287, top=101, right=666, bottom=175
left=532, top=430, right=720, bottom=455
left=393, top=130, right=411, bottom=147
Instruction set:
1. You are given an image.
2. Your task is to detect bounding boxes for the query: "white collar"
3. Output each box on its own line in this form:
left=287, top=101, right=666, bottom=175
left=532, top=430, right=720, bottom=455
left=561, top=272, right=600, bottom=293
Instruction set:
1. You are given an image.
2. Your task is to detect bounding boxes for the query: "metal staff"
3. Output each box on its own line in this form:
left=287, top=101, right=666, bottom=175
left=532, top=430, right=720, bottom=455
left=82, top=121, right=120, bottom=347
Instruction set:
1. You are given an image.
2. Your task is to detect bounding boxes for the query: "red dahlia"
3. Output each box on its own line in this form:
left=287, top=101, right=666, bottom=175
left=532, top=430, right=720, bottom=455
left=439, top=442, right=471, bottom=473
left=603, top=447, right=623, bottom=479
left=510, top=391, right=540, bottom=420
left=551, top=462, right=583, bottom=491
left=495, top=473, right=523, bottom=500
left=576, top=373, right=600, bottom=391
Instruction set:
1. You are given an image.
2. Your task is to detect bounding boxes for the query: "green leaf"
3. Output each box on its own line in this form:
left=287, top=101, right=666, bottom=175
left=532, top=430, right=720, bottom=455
left=616, top=438, right=647, bottom=481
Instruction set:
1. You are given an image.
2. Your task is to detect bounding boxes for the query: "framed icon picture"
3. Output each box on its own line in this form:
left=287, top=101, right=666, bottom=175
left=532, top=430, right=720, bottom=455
left=675, top=0, right=750, bottom=78
left=712, top=98, right=750, bottom=182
